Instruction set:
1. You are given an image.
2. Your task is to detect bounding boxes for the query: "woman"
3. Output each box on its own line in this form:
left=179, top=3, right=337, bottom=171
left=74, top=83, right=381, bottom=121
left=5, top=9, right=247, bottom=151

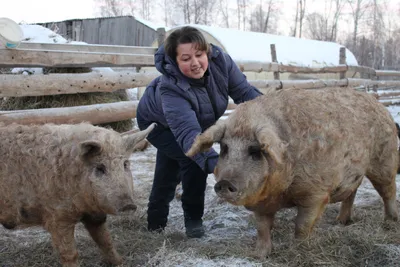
left=136, top=26, right=262, bottom=238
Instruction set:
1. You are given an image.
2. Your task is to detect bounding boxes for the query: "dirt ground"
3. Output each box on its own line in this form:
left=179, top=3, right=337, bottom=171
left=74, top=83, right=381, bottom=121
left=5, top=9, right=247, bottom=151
left=1, top=145, right=400, bottom=267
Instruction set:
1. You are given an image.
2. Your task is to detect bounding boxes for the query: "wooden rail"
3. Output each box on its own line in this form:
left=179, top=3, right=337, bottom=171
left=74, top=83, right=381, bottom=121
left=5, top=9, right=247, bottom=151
left=1, top=40, right=400, bottom=126
left=0, top=101, right=138, bottom=125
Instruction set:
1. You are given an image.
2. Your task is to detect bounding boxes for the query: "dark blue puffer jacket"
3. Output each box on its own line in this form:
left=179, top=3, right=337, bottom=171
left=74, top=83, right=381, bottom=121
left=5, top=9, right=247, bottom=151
left=137, top=44, right=262, bottom=172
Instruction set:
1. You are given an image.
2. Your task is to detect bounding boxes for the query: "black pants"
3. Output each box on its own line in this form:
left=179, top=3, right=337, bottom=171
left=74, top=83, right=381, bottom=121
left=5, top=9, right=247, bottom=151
left=136, top=112, right=208, bottom=229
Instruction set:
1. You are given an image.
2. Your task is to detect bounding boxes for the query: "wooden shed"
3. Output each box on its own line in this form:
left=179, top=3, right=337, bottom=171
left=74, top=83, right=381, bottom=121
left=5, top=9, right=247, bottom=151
left=38, top=16, right=158, bottom=47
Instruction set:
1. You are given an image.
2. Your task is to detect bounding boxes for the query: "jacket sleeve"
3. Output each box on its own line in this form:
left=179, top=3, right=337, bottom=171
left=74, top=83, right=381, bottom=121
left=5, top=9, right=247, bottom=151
left=160, top=86, right=219, bottom=173
left=225, top=53, right=263, bottom=104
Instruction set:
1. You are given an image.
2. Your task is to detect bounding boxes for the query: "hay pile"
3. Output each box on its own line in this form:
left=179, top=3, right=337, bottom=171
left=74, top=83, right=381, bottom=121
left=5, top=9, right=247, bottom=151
left=1, top=145, right=399, bottom=267
left=0, top=67, right=134, bottom=132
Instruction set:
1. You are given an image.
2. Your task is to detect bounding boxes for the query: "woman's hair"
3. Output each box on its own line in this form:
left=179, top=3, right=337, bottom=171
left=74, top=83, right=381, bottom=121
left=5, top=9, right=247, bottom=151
left=164, top=26, right=210, bottom=60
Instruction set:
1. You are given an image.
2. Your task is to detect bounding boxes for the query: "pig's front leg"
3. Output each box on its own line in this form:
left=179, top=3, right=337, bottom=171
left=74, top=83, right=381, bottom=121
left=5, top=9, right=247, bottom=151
left=81, top=214, right=123, bottom=265
left=46, top=221, right=79, bottom=267
left=253, top=212, right=275, bottom=258
left=295, top=199, right=328, bottom=239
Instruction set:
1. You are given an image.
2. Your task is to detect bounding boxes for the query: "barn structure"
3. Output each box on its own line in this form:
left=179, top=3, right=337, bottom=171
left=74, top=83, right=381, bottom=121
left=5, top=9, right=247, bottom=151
left=38, top=16, right=158, bottom=47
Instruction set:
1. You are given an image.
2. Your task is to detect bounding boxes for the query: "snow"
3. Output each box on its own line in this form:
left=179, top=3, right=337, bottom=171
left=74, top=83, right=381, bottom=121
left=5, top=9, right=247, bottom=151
left=174, top=24, right=358, bottom=67
left=20, top=24, right=68, bottom=44
left=134, top=16, right=170, bottom=32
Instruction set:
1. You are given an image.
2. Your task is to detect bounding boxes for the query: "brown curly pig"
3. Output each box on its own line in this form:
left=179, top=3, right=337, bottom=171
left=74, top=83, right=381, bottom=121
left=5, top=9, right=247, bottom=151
left=186, top=87, right=399, bottom=258
left=0, top=122, right=156, bottom=267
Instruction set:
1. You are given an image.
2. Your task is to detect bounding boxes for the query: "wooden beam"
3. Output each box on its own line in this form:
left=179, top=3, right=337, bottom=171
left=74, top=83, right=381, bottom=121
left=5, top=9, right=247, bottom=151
left=237, top=61, right=352, bottom=74
left=278, top=64, right=348, bottom=74
left=0, top=101, right=138, bottom=125
left=378, top=91, right=400, bottom=98
left=0, top=72, right=160, bottom=97
left=157, top=28, right=166, bottom=47
left=375, top=70, right=400, bottom=77
left=17, top=42, right=157, bottom=55
left=339, top=47, right=346, bottom=79
left=348, top=66, right=376, bottom=75
left=270, top=44, right=280, bottom=80
left=0, top=49, right=155, bottom=68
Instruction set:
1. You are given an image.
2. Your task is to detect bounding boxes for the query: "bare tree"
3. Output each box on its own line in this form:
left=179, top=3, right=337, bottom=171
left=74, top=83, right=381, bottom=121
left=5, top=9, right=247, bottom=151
left=369, top=0, right=385, bottom=68
left=292, top=0, right=299, bottom=37
left=236, top=0, right=248, bottom=30
left=139, top=0, right=151, bottom=20
left=346, top=0, right=372, bottom=48
left=95, top=0, right=134, bottom=16
left=218, top=0, right=230, bottom=27
left=249, top=0, right=281, bottom=34
left=304, top=0, right=345, bottom=41
left=170, top=0, right=217, bottom=25
left=299, top=0, right=306, bottom=37
left=292, top=0, right=306, bottom=37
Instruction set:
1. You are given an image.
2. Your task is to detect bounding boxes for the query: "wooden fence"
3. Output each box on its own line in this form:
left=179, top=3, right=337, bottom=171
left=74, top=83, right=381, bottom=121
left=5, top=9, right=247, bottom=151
left=1, top=38, right=400, bottom=126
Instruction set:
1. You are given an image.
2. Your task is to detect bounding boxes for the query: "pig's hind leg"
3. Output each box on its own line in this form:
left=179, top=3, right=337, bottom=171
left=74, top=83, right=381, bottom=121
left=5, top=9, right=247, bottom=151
left=81, top=214, right=123, bottom=265
left=366, top=170, right=398, bottom=222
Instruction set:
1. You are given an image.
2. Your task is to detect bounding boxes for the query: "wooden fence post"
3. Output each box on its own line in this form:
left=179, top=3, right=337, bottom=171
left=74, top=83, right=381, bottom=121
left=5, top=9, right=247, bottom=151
left=339, top=47, right=346, bottom=80
left=157, top=27, right=166, bottom=48
left=270, top=44, right=280, bottom=80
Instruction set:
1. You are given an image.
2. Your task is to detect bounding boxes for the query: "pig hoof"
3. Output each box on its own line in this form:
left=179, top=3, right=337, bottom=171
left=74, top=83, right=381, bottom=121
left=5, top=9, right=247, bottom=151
left=252, top=242, right=272, bottom=259
left=105, top=253, right=123, bottom=265
left=336, top=216, right=353, bottom=225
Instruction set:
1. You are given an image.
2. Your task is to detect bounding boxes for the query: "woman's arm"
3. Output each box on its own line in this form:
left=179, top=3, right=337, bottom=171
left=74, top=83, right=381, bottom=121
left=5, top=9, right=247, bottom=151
left=161, top=88, right=218, bottom=173
left=225, top=53, right=263, bottom=104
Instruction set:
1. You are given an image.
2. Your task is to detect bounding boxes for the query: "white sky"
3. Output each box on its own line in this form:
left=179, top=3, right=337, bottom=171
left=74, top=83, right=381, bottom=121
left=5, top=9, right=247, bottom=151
left=1, top=0, right=400, bottom=37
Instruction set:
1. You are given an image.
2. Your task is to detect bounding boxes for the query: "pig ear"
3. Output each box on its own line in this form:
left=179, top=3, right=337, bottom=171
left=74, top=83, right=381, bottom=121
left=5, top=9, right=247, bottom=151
left=186, top=120, right=226, bottom=157
left=255, top=127, right=288, bottom=165
left=122, top=123, right=156, bottom=152
left=79, top=141, right=103, bottom=159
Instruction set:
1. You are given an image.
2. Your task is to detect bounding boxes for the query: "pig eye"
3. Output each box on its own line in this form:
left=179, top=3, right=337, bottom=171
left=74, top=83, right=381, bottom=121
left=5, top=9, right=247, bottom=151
left=95, top=164, right=107, bottom=176
left=248, top=145, right=262, bottom=161
left=124, top=160, right=130, bottom=171
left=220, top=143, right=228, bottom=157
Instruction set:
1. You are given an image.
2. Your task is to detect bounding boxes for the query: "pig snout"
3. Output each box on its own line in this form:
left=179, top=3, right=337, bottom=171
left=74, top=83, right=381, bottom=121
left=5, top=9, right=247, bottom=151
left=117, top=195, right=137, bottom=212
left=214, top=180, right=238, bottom=199
left=119, top=203, right=137, bottom=212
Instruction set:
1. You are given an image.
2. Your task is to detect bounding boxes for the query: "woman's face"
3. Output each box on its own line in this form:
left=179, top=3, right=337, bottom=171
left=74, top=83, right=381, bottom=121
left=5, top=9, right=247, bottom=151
left=176, top=43, right=208, bottom=79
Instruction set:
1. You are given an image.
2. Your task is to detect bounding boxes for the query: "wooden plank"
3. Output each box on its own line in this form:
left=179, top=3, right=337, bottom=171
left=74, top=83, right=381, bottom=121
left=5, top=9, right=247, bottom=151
left=270, top=44, right=280, bottom=80
left=375, top=70, right=400, bottom=77
left=237, top=61, right=349, bottom=74
left=0, top=101, right=138, bottom=125
left=339, top=47, right=346, bottom=79
left=378, top=91, right=400, bottom=98
left=278, top=64, right=348, bottom=73
left=157, top=28, right=166, bottom=47
left=17, top=42, right=157, bottom=55
left=237, top=61, right=276, bottom=72
left=348, top=65, right=376, bottom=75
left=0, top=49, right=155, bottom=68
left=0, top=72, right=160, bottom=97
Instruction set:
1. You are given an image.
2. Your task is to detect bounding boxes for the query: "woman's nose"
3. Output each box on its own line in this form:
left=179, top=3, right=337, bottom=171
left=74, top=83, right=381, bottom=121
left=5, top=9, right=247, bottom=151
left=191, top=58, right=199, bottom=66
